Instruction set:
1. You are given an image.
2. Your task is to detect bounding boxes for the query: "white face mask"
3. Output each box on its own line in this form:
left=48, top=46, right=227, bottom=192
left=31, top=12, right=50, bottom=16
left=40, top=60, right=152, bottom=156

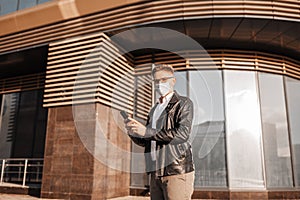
left=156, top=82, right=171, bottom=96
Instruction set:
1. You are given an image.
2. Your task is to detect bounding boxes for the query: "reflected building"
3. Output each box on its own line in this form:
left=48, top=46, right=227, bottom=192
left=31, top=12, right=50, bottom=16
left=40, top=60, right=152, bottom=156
left=0, top=0, right=300, bottom=199
left=263, top=123, right=293, bottom=187
left=191, top=121, right=227, bottom=188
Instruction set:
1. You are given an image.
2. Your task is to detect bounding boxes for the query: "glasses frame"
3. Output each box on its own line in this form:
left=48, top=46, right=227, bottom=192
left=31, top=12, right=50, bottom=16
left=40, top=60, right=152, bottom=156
left=152, top=76, right=175, bottom=84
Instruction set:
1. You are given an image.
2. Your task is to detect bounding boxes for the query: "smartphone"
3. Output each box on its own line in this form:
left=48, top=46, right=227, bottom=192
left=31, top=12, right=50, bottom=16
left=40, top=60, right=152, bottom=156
left=120, top=110, right=129, bottom=120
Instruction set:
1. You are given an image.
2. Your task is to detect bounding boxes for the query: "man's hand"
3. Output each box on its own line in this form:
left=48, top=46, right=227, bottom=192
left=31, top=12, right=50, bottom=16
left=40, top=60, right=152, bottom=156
left=125, top=117, right=146, bottom=137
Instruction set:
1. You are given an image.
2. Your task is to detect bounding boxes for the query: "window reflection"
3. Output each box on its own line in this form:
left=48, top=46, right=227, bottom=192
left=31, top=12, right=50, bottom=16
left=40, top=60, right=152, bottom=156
left=0, top=90, right=47, bottom=159
left=285, top=77, right=300, bottom=187
left=131, top=74, right=152, bottom=188
left=0, top=93, right=19, bottom=158
left=19, top=0, right=36, bottom=10
left=224, top=70, right=264, bottom=188
left=0, top=0, right=51, bottom=16
left=37, top=0, right=49, bottom=3
left=258, top=73, right=293, bottom=188
left=0, top=0, right=18, bottom=15
left=174, top=71, right=187, bottom=96
left=0, top=95, right=2, bottom=114
left=131, top=68, right=300, bottom=190
left=189, top=71, right=227, bottom=188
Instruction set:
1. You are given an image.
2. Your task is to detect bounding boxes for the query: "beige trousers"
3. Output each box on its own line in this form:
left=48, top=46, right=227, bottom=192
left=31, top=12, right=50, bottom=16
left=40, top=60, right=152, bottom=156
left=150, top=171, right=195, bottom=200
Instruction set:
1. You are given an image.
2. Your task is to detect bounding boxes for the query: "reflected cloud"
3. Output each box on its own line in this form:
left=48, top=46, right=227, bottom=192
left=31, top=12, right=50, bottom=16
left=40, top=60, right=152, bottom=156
left=227, top=89, right=261, bottom=137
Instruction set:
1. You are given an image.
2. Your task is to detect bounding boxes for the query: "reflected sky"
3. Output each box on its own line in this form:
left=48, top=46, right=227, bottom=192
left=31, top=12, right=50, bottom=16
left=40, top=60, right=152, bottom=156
left=224, top=71, right=262, bottom=138
left=224, top=70, right=264, bottom=188
left=19, top=0, right=36, bottom=10
left=0, top=0, right=18, bottom=15
left=259, top=73, right=293, bottom=187
left=259, top=73, right=291, bottom=157
left=189, top=71, right=224, bottom=124
left=286, top=77, right=300, bottom=145
left=174, top=71, right=187, bottom=96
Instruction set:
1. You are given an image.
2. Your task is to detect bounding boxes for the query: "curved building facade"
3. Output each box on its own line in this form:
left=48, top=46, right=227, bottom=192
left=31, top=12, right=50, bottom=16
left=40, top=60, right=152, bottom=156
left=0, top=0, right=300, bottom=199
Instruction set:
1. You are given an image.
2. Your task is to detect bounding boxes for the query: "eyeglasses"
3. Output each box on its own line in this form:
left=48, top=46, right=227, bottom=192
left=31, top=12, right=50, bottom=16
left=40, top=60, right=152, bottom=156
left=152, top=76, right=174, bottom=84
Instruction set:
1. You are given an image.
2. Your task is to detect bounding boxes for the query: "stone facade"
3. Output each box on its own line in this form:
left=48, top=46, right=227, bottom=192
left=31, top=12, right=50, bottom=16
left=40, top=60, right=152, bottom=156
left=41, top=104, right=131, bottom=200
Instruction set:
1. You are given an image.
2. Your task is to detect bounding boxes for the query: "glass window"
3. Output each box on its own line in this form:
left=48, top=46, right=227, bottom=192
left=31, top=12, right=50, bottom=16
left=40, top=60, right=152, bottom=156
left=285, top=77, right=300, bottom=187
left=174, top=71, right=188, bottom=96
left=130, top=142, right=149, bottom=188
left=18, top=0, right=37, bottom=10
left=224, top=70, right=264, bottom=188
left=258, top=73, right=293, bottom=188
left=0, top=0, right=18, bottom=15
left=0, top=90, right=47, bottom=159
left=37, top=0, right=50, bottom=4
left=13, top=90, right=47, bottom=158
left=189, top=70, right=227, bottom=188
left=0, top=0, right=51, bottom=16
left=0, top=93, right=20, bottom=158
left=131, top=74, right=152, bottom=188
left=0, top=94, right=2, bottom=114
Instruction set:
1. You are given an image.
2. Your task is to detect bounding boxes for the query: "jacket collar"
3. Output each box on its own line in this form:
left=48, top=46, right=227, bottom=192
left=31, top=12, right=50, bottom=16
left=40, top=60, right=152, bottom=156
left=168, top=90, right=180, bottom=104
left=148, top=90, right=180, bottom=118
left=153, top=90, right=179, bottom=106
left=164, top=90, right=180, bottom=113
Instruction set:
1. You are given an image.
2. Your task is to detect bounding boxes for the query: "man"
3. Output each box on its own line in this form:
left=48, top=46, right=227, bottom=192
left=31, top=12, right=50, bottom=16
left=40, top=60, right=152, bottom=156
left=125, top=64, right=194, bottom=200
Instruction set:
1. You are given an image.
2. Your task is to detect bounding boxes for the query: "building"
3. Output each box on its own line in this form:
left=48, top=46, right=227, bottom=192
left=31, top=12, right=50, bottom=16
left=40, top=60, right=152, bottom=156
left=0, top=0, right=300, bottom=199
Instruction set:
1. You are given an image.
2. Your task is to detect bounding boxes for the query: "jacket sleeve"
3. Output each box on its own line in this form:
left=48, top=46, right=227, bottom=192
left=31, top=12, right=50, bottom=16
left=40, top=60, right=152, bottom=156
left=145, top=98, right=194, bottom=145
left=128, top=115, right=150, bottom=147
left=129, top=134, right=147, bottom=147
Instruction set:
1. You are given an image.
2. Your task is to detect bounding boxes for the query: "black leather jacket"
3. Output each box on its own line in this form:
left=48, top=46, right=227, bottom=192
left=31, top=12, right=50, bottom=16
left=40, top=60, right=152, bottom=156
left=130, top=91, right=194, bottom=177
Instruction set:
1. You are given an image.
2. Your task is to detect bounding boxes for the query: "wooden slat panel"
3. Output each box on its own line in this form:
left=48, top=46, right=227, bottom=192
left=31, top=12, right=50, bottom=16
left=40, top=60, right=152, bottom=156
left=133, top=50, right=300, bottom=81
left=44, top=38, right=300, bottom=119
left=134, top=73, right=152, bottom=120
left=44, top=32, right=134, bottom=109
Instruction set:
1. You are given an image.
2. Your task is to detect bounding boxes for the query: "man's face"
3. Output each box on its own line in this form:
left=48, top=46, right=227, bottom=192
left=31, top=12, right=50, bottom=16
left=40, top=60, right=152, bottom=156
left=153, top=70, right=176, bottom=92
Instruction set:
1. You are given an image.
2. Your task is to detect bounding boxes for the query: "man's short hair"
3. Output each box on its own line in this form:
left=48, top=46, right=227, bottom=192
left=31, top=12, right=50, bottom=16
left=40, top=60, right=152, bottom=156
left=152, top=64, right=174, bottom=77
